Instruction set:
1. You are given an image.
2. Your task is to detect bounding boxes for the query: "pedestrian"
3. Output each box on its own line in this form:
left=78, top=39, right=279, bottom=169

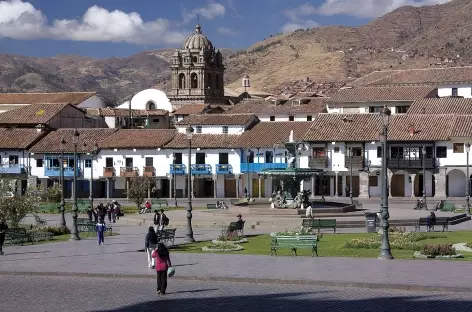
left=151, top=243, right=172, bottom=295
left=98, top=204, right=106, bottom=223
left=158, top=209, right=169, bottom=231
left=92, top=207, right=98, bottom=223
left=113, top=203, right=121, bottom=221
left=0, top=218, right=8, bottom=256
left=153, top=210, right=160, bottom=232
left=107, top=203, right=113, bottom=223
left=96, top=218, right=106, bottom=245
left=145, top=226, right=158, bottom=268
left=86, top=206, right=93, bottom=222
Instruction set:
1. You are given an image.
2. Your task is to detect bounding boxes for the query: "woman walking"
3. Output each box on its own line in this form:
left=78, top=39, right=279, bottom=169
left=145, top=226, right=158, bottom=268
left=151, top=243, right=172, bottom=295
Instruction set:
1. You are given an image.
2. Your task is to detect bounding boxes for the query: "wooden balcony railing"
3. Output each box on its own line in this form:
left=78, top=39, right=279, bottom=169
left=103, top=167, right=115, bottom=178
left=345, top=156, right=365, bottom=168
left=143, top=166, right=155, bottom=177
left=308, top=156, right=328, bottom=169
left=120, top=167, right=139, bottom=178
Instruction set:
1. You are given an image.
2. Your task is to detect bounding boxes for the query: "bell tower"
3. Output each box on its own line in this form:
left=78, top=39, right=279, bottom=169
left=168, top=24, right=226, bottom=110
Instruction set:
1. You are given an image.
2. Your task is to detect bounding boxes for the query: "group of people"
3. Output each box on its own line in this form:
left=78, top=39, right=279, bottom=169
left=87, top=200, right=122, bottom=224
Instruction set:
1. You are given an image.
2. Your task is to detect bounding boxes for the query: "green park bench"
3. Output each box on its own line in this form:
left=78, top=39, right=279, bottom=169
left=33, top=214, right=47, bottom=227
left=5, top=228, right=29, bottom=246
left=415, top=217, right=450, bottom=232
left=151, top=198, right=169, bottom=209
left=158, top=228, right=176, bottom=245
left=270, top=235, right=318, bottom=257
left=37, top=203, right=59, bottom=214
left=302, top=218, right=337, bottom=234
left=207, top=203, right=217, bottom=209
left=76, top=199, right=91, bottom=213
left=29, top=231, right=54, bottom=243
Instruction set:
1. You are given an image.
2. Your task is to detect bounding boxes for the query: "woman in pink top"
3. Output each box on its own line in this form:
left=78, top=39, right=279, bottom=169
left=151, top=243, right=172, bottom=295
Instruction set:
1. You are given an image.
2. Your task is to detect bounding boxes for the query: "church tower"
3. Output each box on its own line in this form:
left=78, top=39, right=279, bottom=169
left=168, top=24, right=226, bottom=109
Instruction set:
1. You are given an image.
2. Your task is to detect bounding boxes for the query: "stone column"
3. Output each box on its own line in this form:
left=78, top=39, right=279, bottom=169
left=106, top=179, right=110, bottom=199
left=335, top=172, right=339, bottom=197
left=311, top=175, right=316, bottom=197
left=169, top=176, right=173, bottom=199
left=213, top=175, right=218, bottom=198
left=388, top=172, right=393, bottom=197
left=410, top=173, right=416, bottom=198
left=126, top=179, right=129, bottom=199
left=235, top=175, right=240, bottom=198
left=342, top=175, right=347, bottom=197
left=358, top=171, right=369, bottom=198
left=258, top=175, right=262, bottom=198
left=434, top=169, right=446, bottom=198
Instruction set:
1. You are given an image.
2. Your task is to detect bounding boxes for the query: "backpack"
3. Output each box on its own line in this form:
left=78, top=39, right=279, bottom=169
left=163, top=215, right=169, bottom=226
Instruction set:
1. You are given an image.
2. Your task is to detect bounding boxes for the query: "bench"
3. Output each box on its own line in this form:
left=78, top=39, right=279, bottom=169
left=76, top=199, right=91, bottom=213
left=158, top=228, right=176, bottom=245
left=33, top=214, right=47, bottom=227
left=151, top=199, right=169, bottom=209
left=302, top=218, right=337, bottom=234
left=207, top=203, right=217, bottom=209
left=5, top=228, right=29, bottom=246
left=30, top=231, right=54, bottom=243
left=226, top=221, right=245, bottom=236
left=415, top=217, right=450, bottom=232
left=270, top=235, right=318, bottom=257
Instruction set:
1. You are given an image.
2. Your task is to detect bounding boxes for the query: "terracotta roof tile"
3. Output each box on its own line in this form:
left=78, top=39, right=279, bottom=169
left=0, top=92, right=96, bottom=105
left=388, top=114, right=455, bottom=141
left=407, top=98, right=472, bottom=114
left=237, top=122, right=313, bottom=148
left=223, top=98, right=327, bottom=115
left=0, top=128, right=48, bottom=149
left=327, top=86, right=437, bottom=103
left=173, top=104, right=210, bottom=115
left=99, top=129, right=176, bottom=149
left=304, top=114, right=383, bottom=141
left=165, top=133, right=240, bottom=149
left=177, top=114, right=258, bottom=126
left=451, top=115, right=472, bottom=138
left=30, top=128, right=117, bottom=153
left=0, top=103, right=76, bottom=125
left=85, top=108, right=167, bottom=117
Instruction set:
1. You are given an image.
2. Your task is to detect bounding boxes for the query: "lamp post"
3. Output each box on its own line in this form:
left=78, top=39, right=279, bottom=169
left=59, top=138, right=66, bottom=227
left=349, top=147, right=353, bottom=204
left=88, top=143, right=99, bottom=209
left=466, top=143, right=471, bottom=216
left=421, top=146, right=427, bottom=210
left=185, top=126, right=195, bottom=242
left=173, top=155, right=178, bottom=208
left=247, top=149, right=252, bottom=198
left=379, top=106, right=393, bottom=260
left=70, top=129, right=80, bottom=241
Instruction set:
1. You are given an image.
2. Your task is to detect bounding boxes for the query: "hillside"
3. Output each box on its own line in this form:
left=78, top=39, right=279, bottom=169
left=2, top=0, right=472, bottom=101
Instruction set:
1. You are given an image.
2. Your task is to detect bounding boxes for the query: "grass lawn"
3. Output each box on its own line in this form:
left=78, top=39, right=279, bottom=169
left=170, top=231, right=472, bottom=260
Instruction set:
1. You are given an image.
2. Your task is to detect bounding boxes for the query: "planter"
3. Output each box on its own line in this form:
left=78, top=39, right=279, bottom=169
left=202, top=241, right=245, bottom=252
left=413, top=251, right=464, bottom=259
left=212, top=238, right=248, bottom=244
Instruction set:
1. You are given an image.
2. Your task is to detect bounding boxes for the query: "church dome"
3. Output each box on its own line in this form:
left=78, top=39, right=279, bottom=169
left=183, top=24, right=214, bottom=50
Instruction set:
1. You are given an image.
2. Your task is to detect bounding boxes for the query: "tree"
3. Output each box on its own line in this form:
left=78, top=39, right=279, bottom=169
left=127, top=177, right=150, bottom=208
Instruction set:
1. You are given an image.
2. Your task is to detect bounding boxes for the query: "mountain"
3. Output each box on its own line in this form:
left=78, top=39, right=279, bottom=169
left=2, top=0, right=472, bottom=101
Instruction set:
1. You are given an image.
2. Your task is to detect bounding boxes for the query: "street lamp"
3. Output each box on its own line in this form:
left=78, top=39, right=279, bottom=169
left=421, top=146, right=427, bottom=210
left=88, top=143, right=99, bottom=209
left=349, top=147, right=353, bottom=204
left=466, top=143, right=471, bottom=216
left=247, top=149, right=252, bottom=198
left=70, top=129, right=80, bottom=241
left=59, top=138, right=66, bottom=227
left=185, top=126, right=195, bottom=242
left=173, top=154, right=178, bottom=208
left=379, top=106, right=393, bottom=260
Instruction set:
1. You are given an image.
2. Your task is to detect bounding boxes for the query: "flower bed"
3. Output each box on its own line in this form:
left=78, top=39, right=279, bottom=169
left=413, top=244, right=463, bottom=259
left=270, top=228, right=316, bottom=238
left=202, top=241, right=245, bottom=252
left=344, top=232, right=444, bottom=250
left=213, top=237, right=248, bottom=244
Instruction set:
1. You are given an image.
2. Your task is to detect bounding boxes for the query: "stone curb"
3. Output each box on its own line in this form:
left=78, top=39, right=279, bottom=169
left=0, top=271, right=470, bottom=293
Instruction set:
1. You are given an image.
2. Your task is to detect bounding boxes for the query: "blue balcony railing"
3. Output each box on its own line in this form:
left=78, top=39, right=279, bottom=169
left=240, top=163, right=288, bottom=173
left=169, top=164, right=186, bottom=175
left=44, top=167, right=81, bottom=177
left=191, top=164, right=212, bottom=175
left=0, top=164, right=25, bottom=174
left=216, top=164, right=233, bottom=174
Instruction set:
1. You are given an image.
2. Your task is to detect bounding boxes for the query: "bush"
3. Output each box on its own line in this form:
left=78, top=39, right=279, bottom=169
left=42, top=184, right=61, bottom=203
left=344, top=232, right=443, bottom=250
left=33, top=225, right=70, bottom=236
left=422, top=244, right=456, bottom=257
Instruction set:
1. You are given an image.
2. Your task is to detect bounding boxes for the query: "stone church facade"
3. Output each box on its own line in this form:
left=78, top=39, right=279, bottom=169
left=168, top=24, right=228, bottom=110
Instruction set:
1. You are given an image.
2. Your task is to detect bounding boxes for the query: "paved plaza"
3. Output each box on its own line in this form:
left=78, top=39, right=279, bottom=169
left=1, top=275, right=472, bottom=312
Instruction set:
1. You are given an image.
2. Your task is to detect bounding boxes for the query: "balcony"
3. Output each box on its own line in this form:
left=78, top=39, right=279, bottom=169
left=0, top=164, right=26, bottom=174
left=240, top=163, right=288, bottom=173
left=45, top=167, right=81, bottom=177
left=103, top=167, right=115, bottom=178
left=308, top=156, right=328, bottom=169
left=216, top=164, right=233, bottom=175
left=191, top=164, right=212, bottom=175
left=344, top=156, right=365, bottom=168
left=120, top=167, right=139, bottom=178
left=143, top=166, right=155, bottom=177
left=387, top=158, right=436, bottom=169
left=170, top=164, right=186, bottom=175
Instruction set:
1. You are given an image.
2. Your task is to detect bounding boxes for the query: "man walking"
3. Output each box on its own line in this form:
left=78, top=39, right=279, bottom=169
left=158, top=209, right=169, bottom=231
left=153, top=210, right=160, bottom=233
left=0, top=218, right=8, bottom=255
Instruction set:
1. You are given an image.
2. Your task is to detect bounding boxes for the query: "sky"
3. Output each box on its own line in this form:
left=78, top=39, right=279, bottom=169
left=0, top=0, right=451, bottom=58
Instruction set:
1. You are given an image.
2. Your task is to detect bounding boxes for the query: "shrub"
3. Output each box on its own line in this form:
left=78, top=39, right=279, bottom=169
left=422, top=244, right=456, bottom=257
left=344, top=232, right=444, bottom=250
left=33, top=225, right=70, bottom=236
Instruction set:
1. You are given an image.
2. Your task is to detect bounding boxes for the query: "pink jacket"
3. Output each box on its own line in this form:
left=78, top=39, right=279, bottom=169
left=151, top=250, right=171, bottom=272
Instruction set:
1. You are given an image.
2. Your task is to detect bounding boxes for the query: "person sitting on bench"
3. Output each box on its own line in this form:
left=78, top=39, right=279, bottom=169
left=426, top=211, right=436, bottom=231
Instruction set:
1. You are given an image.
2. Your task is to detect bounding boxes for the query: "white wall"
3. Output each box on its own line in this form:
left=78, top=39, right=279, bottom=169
left=175, top=125, right=245, bottom=134
left=77, top=95, right=108, bottom=109
left=257, top=114, right=314, bottom=122
left=437, top=84, right=472, bottom=98
left=118, top=89, right=172, bottom=112
left=326, top=104, right=409, bottom=114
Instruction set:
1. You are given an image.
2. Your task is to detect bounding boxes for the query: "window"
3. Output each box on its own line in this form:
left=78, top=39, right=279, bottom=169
left=8, top=155, right=18, bottom=164
left=306, top=115, right=312, bottom=121
left=85, top=159, right=92, bottom=168
left=453, top=143, right=464, bottom=153
left=192, top=56, right=198, bottom=63
left=368, top=106, right=382, bottom=113
left=396, top=106, right=409, bottom=114
left=369, top=176, right=378, bottom=187
left=219, top=153, right=228, bottom=164
left=146, top=101, right=156, bottom=110
left=436, top=146, right=447, bottom=158
left=288, top=116, right=295, bottom=121
left=350, top=147, right=362, bottom=156
left=174, top=153, right=182, bottom=164
left=105, top=157, right=113, bottom=168
left=377, top=146, right=382, bottom=158
left=312, top=147, right=326, bottom=157
left=125, top=157, right=133, bottom=167
left=195, top=126, right=202, bottom=133
left=334, top=147, right=340, bottom=153
left=390, top=146, right=404, bottom=158
left=152, top=119, right=160, bottom=123
left=222, top=126, right=228, bottom=134
left=145, top=157, right=153, bottom=167
left=265, top=151, right=274, bottom=163
left=452, top=88, right=458, bottom=96
left=36, top=159, right=43, bottom=168
left=195, top=153, right=205, bottom=164
left=269, top=116, right=275, bottom=121
left=247, top=150, right=254, bottom=163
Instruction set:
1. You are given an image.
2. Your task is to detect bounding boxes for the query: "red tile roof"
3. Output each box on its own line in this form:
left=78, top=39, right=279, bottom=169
left=407, top=98, right=472, bottom=114
left=0, top=92, right=96, bottom=105
left=176, top=114, right=258, bottom=126
left=164, top=133, right=240, bottom=149
left=224, top=98, right=327, bottom=115
left=0, top=128, right=48, bottom=149
left=86, top=108, right=168, bottom=117
left=99, top=129, right=176, bottom=149
left=0, top=103, right=78, bottom=125
left=173, top=104, right=210, bottom=115
left=327, top=86, right=437, bottom=103
left=236, top=122, right=313, bottom=148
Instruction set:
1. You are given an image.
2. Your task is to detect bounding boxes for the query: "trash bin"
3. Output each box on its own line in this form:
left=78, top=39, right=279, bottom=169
left=365, top=213, right=378, bottom=233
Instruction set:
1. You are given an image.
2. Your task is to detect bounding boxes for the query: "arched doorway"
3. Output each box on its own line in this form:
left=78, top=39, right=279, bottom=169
left=344, top=175, right=360, bottom=197
left=414, top=172, right=435, bottom=197
left=391, top=171, right=406, bottom=197
left=146, top=101, right=156, bottom=110
left=447, top=169, right=466, bottom=197
left=178, top=73, right=186, bottom=89
left=368, top=170, right=381, bottom=197
left=191, top=73, right=198, bottom=88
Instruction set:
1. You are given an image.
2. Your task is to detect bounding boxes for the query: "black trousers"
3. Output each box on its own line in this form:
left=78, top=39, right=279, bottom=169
left=0, top=233, right=5, bottom=252
left=156, top=270, right=167, bottom=293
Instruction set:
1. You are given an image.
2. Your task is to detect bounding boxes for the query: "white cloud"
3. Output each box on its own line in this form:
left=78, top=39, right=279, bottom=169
left=217, top=27, right=238, bottom=36
left=281, top=3, right=320, bottom=33
left=0, top=0, right=187, bottom=45
left=281, top=20, right=320, bottom=33
left=182, top=2, right=225, bottom=23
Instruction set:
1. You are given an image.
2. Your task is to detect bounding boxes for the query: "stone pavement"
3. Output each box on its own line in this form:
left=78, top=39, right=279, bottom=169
left=1, top=275, right=472, bottom=312
left=2, top=220, right=472, bottom=292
